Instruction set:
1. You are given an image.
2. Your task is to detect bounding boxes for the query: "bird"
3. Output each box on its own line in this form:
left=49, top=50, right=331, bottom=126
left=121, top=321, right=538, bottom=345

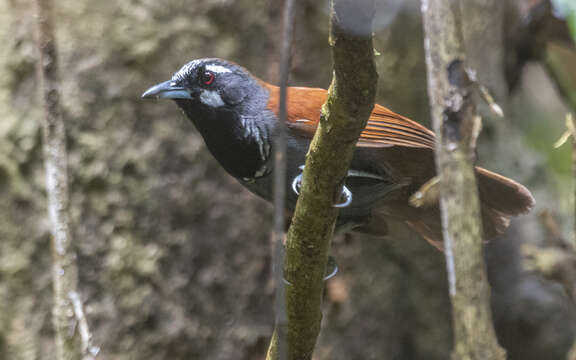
left=142, top=58, right=534, bottom=247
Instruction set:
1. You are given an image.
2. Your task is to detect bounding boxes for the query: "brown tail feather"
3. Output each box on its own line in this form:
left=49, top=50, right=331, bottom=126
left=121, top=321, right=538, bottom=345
left=404, top=168, right=534, bottom=248
left=476, top=167, right=535, bottom=216
left=405, top=206, right=510, bottom=250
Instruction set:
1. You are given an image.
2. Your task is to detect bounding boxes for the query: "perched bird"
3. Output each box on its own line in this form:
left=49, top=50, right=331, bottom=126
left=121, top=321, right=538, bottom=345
left=142, top=58, right=534, bottom=247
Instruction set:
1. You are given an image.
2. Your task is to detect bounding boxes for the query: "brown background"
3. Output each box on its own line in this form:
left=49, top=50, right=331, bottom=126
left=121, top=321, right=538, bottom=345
left=1, top=0, right=575, bottom=359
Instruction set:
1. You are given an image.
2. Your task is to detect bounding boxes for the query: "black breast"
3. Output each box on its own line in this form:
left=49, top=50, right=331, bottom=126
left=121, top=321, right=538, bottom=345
left=176, top=100, right=266, bottom=179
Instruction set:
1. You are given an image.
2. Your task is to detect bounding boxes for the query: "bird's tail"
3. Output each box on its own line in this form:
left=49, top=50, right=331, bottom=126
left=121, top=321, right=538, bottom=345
left=402, top=167, right=534, bottom=249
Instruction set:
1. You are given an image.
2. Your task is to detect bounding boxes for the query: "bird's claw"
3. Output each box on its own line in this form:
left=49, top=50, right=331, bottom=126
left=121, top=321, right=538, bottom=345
left=333, top=186, right=352, bottom=208
left=291, top=172, right=303, bottom=197
left=324, top=255, right=339, bottom=280
left=291, top=166, right=353, bottom=208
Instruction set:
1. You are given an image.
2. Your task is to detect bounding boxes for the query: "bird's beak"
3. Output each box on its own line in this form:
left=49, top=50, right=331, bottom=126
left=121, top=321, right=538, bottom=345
left=141, top=80, right=193, bottom=100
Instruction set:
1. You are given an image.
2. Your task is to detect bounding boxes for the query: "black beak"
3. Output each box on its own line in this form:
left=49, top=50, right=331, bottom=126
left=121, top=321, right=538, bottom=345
left=141, top=80, right=193, bottom=100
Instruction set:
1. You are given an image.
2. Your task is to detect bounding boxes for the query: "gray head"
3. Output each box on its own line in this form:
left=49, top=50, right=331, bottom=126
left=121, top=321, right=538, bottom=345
left=142, top=58, right=274, bottom=180
left=142, top=58, right=266, bottom=113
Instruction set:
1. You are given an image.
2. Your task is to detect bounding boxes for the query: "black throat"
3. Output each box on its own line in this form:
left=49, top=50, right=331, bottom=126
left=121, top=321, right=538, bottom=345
left=175, top=99, right=271, bottom=180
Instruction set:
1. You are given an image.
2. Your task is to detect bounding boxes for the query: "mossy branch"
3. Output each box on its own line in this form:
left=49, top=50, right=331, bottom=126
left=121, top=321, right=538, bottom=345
left=421, top=0, right=506, bottom=359
left=267, top=0, right=377, bottom=359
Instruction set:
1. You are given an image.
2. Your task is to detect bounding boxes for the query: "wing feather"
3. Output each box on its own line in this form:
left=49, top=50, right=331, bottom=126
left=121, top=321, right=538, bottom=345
left=364, top=104, right=435, bottom=148
left=262, top=83, right=435, bottom=149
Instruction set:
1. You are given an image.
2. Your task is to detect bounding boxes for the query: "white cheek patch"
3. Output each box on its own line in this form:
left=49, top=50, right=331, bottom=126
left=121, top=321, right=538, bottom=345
left=199, top=89, right=225, bottom=108
left=205, top=64, right=232, bottom=74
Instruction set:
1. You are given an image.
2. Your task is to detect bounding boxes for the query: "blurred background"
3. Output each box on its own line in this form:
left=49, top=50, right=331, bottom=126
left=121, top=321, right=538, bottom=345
left=1, top=0, right=576, bottom=359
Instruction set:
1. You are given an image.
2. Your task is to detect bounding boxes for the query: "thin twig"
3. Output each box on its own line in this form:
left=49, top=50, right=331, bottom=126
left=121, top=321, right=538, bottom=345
left=553, top=113, right=576, bottom=246
left=68, top=292, right=99, bottom=359
left=409, top=176, right=440, bottom=208
left=34, top=0, right=88, bottom=358
left=269, top=0, right=296, bottom=359
left=523, top=210, right=576, bottom=305
left=464, top=67, right=504, bottom=118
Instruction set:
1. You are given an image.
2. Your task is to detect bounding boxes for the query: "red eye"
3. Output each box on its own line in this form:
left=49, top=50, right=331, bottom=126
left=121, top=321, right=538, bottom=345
left=202, top=70, right=215, bottom=85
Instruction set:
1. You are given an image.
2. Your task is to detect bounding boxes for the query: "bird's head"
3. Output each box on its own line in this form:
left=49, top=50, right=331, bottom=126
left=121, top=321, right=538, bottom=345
left=142, top=58, right=267, bottom=115
left=142, top=58, right=274, bottom=180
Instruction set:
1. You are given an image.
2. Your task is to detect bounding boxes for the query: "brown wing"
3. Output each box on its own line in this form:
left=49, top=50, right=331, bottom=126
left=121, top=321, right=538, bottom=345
left=262, top=82, right=534, bottom=245
left=360, top=104, right=435, bottom=148
left=262, top=83, right=436, bottom=149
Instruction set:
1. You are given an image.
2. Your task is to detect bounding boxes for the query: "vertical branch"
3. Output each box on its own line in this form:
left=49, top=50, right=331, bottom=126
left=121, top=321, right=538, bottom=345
left=269, top=0, right=296, bottom=359
left=278, top=0, right=377, bottom=359
left=421, top=0, right=506, bottom=359
left=34, top=0, right=95, bottom=359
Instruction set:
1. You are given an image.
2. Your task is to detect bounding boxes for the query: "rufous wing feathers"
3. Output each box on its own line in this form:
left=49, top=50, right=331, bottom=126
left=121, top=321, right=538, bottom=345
left=262, top=83, right=534, bottom=242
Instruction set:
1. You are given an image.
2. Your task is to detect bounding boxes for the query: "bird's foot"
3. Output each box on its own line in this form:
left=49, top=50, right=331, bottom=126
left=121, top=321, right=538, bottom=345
left=324, top=255, right=339, bottom=280
left=334, top=187, right=352, bottom=208
left=291, top=166, right=353, bottom=208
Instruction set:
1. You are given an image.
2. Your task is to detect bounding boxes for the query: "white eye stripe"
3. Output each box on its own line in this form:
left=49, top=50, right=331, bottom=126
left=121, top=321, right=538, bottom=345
left=205, top=64, right=232, bottom=74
